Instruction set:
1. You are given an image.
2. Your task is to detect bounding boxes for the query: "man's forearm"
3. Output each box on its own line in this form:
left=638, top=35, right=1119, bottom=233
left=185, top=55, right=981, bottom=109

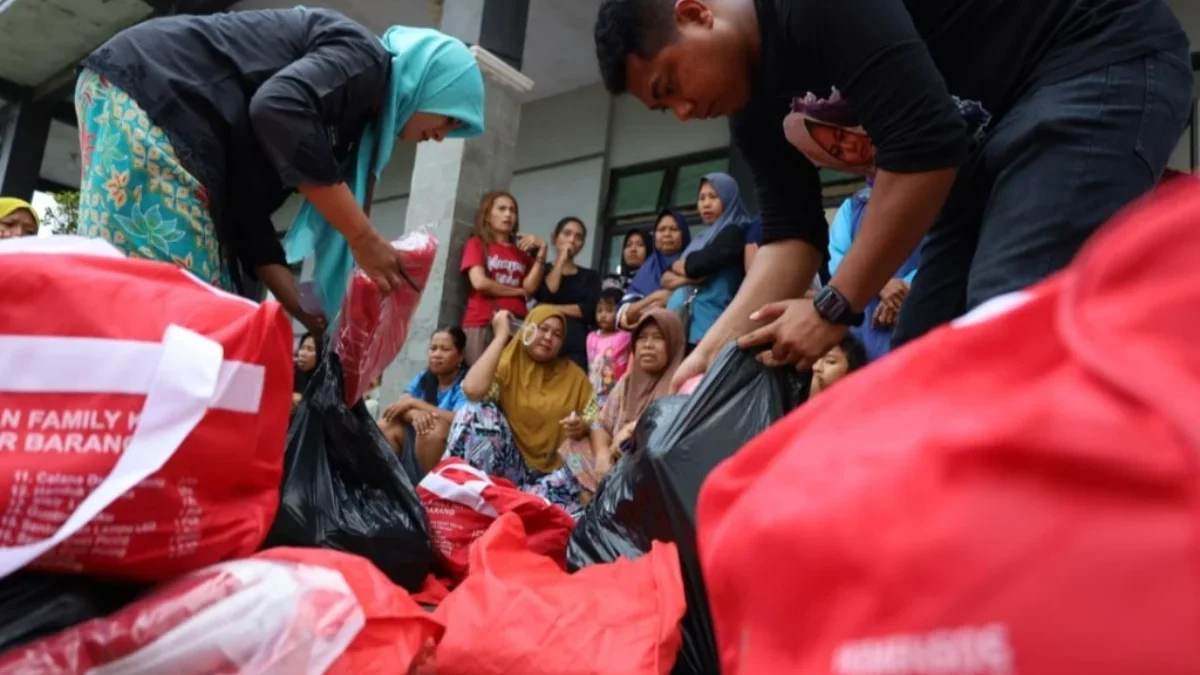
left=829, top=168, right=956, bottom=310
left=695, top=239, right=821, bottom=357
left=255, top=263, right=301, bottom=312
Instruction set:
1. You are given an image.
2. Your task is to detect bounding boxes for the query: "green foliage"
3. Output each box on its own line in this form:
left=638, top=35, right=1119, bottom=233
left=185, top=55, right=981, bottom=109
left=42, top=190, right=80, bottom=235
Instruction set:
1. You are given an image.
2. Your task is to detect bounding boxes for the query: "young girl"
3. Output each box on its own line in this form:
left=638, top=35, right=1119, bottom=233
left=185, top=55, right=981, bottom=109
left=460, top=191, right=548, bottom=363
left=587, top=288, right=632, bottom=406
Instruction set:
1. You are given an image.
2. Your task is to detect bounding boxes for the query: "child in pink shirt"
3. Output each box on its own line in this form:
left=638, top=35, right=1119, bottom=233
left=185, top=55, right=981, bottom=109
left=587, top=289, right=632, bottom=406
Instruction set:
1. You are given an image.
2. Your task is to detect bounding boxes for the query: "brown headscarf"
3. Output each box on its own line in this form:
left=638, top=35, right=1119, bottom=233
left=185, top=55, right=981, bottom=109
left=619, top=308, right=686, bottom=426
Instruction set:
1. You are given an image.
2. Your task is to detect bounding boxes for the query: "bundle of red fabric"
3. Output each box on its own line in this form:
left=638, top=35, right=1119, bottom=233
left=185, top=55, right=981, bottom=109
left=336, top=231, right=438, bottom=406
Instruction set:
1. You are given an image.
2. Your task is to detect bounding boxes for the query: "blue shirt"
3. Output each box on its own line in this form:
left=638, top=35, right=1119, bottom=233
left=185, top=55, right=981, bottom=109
left=404, top=369, right=468, bottom=412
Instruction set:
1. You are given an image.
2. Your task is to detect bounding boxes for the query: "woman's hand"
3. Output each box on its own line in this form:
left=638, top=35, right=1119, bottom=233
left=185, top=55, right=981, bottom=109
left=348, top=229, right=406, bottom=294
left=670, top=259, right=687, bottom=276
left=516, top=233, right=546, bottom=257
left=491, top=309, right=515, bottom=341
left=660, top=271, right=689, bottom=291
left=561, top=411, right=586, bottom=441
left=413, top=410, right=439, bottom=436
left=612, top=420, right=637, bottom=448
left=382, top=395, right=417, bottom=423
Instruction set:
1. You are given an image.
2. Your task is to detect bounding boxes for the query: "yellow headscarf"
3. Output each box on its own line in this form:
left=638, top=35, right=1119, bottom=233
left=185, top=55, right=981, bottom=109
left=0, top=198, right=38, bottom=233
left=496, top=304, right=595, bottom=472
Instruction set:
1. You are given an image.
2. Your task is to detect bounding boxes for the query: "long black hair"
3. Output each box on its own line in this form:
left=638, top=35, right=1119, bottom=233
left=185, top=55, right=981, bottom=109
left=419, top=326, right=468, bottom=405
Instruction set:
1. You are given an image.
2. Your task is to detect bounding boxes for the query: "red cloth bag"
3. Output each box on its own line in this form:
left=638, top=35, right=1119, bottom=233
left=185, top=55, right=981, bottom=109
left=257, top=548, right=444, bottom=675
left=0, top=236, right=291, bottom=581
left=697, top=180, right=1200, bottom=674
left=336, top=232, right=437, bottom=406
left=435, top=513, right=686, bottom=675
left=0, top=554, right=364, bottom=674
left=417, top=459, right=575, bottom=582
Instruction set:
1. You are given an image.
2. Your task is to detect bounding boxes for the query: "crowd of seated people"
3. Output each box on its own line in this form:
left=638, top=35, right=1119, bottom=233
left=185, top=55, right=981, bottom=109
left=370, top=172, right=881, bottom=516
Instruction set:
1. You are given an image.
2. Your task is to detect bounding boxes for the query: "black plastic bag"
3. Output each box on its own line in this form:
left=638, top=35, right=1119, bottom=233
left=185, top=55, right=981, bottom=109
left=568, top=344, right=809, bottom=674
left=265, top=351, right=434, bottom=592
left=0, top=571, right=144, bottom=652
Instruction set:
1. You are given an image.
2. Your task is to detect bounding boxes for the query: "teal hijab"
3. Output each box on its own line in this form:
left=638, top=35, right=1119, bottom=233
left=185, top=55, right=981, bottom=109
left=285, top=23, right=486, bottom=321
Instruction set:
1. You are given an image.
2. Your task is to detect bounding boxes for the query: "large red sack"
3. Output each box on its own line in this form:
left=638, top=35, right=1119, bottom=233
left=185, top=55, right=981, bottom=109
left=697, top=179, right=1200, bottom=674
left=435, top=513, right=685, bottom=675
left=417, top=459, right=575, bottom=582
left=0, top=555, right=364, bottom=674
left=257, top=548, right=444, bottom=675
left=336, top=232, right=437, bottom=406
left=0, top=236, right=290, bottom=581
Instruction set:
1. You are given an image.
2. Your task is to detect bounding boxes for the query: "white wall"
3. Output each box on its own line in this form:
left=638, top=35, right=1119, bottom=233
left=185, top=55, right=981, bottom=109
left=510, top=156, right=606, bottom=263
left=607, top=95, right=730, bottom=168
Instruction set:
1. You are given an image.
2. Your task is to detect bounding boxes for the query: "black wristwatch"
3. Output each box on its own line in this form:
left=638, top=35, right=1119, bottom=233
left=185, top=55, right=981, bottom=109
left=813, top=285, right=864, bottom=326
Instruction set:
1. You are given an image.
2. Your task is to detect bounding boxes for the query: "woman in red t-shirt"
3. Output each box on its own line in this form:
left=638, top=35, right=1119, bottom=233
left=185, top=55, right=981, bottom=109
left=460, top=191, right=547, bottom=362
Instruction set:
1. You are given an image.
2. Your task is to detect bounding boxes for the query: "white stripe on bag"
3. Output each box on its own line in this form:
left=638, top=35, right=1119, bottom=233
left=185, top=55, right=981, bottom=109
left=0, top=335, right=265, bottom=414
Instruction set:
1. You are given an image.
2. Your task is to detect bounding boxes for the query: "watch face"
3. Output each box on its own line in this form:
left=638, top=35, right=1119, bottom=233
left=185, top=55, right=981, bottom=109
left=815, top=287, right=844, bottom=317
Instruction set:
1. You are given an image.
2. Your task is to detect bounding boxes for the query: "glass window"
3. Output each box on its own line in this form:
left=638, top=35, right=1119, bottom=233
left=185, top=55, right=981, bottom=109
left=610, top=170, right=666, bottom=217
left=603, top=233, right=626, bottom=274
left=672, top=158, right=731, bottom=207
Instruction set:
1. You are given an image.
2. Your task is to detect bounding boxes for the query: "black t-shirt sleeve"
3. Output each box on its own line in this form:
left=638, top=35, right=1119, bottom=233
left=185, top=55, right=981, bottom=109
left=730, top=109, right=828, bottom=248
left=787, top=0, right=967, bottom=172
left=248, top=20, right=389, bottom=189
left=684, top=225, right=746, bottom=279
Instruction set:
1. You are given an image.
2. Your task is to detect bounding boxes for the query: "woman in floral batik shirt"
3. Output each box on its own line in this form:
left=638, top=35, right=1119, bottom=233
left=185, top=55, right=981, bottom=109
left=74, top=9, right=484, bottom=334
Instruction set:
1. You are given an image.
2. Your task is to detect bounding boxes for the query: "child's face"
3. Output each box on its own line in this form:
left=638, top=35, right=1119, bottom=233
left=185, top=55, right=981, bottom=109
left=596, top=301, right=617, bottom=331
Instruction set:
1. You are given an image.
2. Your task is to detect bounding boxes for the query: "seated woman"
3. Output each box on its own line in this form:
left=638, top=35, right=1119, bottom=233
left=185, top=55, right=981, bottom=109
left=618, top=208, right=691, bottom=328
left=292, top=332, right=319, bottom=410
left=448, top=305, right=597, bottom=516
left=810, top=335, right=869, bottom=397
left=664, top=173, right=755, bottom=352
left=0, top=198, right=39, bottom=239
left=378, top=327, right=469, bottom=474
left=573, top=308, right=685, bottom=493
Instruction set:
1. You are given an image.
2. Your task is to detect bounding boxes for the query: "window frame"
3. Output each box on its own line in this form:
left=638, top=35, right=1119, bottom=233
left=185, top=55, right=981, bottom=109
left=600, top=150, right=730, bottom=274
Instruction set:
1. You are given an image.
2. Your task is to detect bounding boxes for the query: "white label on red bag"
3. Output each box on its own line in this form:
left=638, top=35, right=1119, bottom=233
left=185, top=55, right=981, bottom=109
left=831, top=623, right=1014, bottom=675
left=0, top=326, right=232, bottom=578
left=418, top=463, right=500, bottom=518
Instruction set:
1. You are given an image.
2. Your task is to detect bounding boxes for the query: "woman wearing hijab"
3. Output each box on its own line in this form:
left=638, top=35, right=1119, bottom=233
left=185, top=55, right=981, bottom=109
left=74, top=8, right=485, bottom=334
left=0, top=199, right=38, bottom=239
left=449, top=305, right=598, bottom=515
left=572, top=308, right=685, bottom=492
left=618, top=208, right=691, bottom=328
left=664, top=173, right=754, bottom=351
left=602, top=229, right=651, bottom=293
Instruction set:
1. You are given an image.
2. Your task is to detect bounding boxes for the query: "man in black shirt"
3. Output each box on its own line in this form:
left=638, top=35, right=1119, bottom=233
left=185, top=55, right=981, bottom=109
left=594, top=0, right=1191, bottom=385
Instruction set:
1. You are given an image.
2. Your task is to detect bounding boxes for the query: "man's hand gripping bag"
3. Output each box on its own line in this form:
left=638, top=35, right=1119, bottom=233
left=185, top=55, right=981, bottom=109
left=0, top=237, right=291, bottom=581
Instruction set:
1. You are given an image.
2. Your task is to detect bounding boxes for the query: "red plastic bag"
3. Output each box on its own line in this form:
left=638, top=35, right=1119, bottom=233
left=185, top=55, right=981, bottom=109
left=0, top=556, right=364, bottom=674
left=417, top=459, right=575, bottom=582
left=257, top=548, right=444, bottom=675
left=0, top=236, right=291, bottom=581
left=336, top=231, right=438, bottom=406
left=435, top=513, right=685, bottom=675
left=697, top=179, right=1200, bottom=675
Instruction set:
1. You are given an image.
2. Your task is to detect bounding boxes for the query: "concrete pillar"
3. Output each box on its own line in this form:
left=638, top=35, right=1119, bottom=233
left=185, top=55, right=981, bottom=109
left=0, top=100, right=52, bottom=201
left=380, top=47, right=534, bottom=403
left=440, top=0, right=530, bottom=70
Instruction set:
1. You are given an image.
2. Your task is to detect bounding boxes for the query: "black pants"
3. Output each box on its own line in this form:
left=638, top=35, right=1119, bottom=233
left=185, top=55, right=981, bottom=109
left=893, top=48, right=1194, bottom=347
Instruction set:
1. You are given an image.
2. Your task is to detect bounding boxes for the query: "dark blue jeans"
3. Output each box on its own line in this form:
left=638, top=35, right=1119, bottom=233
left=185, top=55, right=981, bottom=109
left=892, top=48, right=1195, bottom=348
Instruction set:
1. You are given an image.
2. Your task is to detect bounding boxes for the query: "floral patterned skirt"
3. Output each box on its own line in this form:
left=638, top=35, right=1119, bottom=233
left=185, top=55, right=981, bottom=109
left=446, top=401, right=585, bottom=518
left=74, top=68, right=233, bottom=291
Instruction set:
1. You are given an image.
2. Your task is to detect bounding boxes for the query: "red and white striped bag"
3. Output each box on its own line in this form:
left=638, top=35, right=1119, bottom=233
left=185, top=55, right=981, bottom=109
left=418, top=459, right=575, bottom=582
left=0, top=236, right=292, bottom=581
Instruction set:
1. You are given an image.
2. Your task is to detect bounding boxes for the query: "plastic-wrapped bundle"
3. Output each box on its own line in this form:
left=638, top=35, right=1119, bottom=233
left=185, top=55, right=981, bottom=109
left=0, top=571, right=145, bottom=654
left=0, top=557, right=364, bottom=674
left=336, top=230, right=438, bottom=407
left=568, top=345, right=809, bottom=674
